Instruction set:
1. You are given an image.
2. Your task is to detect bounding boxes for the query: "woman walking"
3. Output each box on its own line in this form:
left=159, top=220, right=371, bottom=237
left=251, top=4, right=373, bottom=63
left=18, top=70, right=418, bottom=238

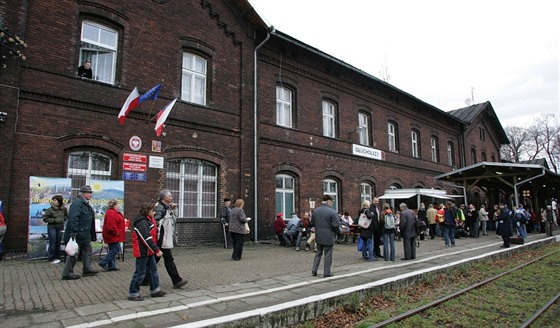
left=99, top=199, right=125, bottom=271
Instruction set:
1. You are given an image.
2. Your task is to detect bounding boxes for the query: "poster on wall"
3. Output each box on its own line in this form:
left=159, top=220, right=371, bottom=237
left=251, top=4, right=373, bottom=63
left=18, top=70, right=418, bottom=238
left=89, top=179, right=125, bottom=256
left=28, top=177, right=72, bottom=260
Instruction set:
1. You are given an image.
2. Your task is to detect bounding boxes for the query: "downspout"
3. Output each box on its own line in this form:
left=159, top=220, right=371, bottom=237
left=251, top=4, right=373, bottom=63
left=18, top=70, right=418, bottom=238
left=253, top=28, right=272, bottom=243
left=514, top=167, right=545, bottom=206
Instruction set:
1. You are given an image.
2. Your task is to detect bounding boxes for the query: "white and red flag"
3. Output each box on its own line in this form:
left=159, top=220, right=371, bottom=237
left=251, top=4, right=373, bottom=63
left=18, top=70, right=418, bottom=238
left=155, top=98, right=177, bottom=136
left=117, top=87, right=139, bottom=125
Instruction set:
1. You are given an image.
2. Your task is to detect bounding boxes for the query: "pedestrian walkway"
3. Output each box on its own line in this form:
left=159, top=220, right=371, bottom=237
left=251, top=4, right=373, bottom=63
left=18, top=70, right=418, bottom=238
left=1, top=232, right=558, bottom=327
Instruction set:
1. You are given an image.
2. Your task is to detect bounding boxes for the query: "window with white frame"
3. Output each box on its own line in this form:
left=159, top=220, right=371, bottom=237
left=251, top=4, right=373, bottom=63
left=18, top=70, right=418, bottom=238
left=276, top=86, right=292, bottom=127
left=275, top=174, right=295, bottom=217
left=447, top=141, right=455, bottom=166
left=80, top=21, right=118, bottom=84
left=322, top=179, right=339, bottom=212
left=358, top=113, right=369, bottom=145
left=166, top=159, right=217, bottom=218
left=67, top=151, right=112, bottom=197
left=411, top=130, right=419, bottom=158
left=322, top=100, right=336, bottom=138
left=431, top=136, right=439, bottom=162
left=360, top=182, right=373, bottom=204
left=181, top=52, right=207, bottom=105
left=388, top=122, right=398, bottom=152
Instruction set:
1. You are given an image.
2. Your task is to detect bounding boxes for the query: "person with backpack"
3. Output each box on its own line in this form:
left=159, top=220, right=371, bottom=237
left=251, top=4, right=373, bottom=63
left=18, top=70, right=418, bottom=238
left=380, top=203, right=396, bottom=261
left=514, top=204, right=528, bottom=240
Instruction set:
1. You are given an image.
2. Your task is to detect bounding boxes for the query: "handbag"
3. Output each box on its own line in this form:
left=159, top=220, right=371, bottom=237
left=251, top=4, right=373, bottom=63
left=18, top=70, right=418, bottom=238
left=65, top=237, right=79, bottom=256
left=244, top=222, right=250, bottom=234
left=358, top=212, right=371, bottom=229
left=357, top=235, right=363, bottom=251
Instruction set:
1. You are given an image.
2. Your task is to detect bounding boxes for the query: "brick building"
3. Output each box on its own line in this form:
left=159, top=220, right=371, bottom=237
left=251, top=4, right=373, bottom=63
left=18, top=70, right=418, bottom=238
left=0, top=0, right=507, bottom=251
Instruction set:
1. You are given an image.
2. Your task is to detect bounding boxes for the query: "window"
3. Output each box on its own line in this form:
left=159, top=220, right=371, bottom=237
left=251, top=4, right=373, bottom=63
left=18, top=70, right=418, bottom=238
left=481, top=152, right=487, bottom=162
left=491, top=155, right=496, bottom=162
left=471, top=148, right=477, bottom=165
left=276, top=86, right=293, bottom=127
left=275, top=174, right=295, bottom=217
left=181, top=52, right=207, bottom=105
left=447, top=142, right=455, bottom=166
left=67, top=151, right=112, bottom=197
left=358, top=113, right=369, bottom=145
left=430, top=136, right=439, bottom=162
left=166, top=159, right=217, bottom=218
left=80, top=21, right=118, bottom=84
left=479, top=127, right=486, bottom=141
left=322, top=100, right=336, bottom=138
left=360, top=182, right=373, bottom=204
left=411, top=130, right=420, bottom=158
left=322, top=179, right=339, bottom=212
left=388, top=121, right=399, bottom=152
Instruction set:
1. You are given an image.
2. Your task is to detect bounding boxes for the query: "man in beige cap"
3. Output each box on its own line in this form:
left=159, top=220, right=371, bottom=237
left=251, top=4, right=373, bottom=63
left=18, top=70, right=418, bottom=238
left=61, top=185, right=99, bottom=280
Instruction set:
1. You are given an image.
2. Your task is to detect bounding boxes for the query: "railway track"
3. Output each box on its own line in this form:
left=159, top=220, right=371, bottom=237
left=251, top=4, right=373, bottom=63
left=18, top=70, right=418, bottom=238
left=369, top=248, right=560, bottom=328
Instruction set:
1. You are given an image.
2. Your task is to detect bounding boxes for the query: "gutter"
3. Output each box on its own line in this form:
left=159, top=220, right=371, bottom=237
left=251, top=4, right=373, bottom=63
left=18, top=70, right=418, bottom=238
left=253, top=27, right=272, bottom=243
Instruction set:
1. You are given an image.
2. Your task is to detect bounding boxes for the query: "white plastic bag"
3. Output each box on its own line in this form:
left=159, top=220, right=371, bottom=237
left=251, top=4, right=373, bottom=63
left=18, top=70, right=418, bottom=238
left=65, top=237, right=79, bottom=256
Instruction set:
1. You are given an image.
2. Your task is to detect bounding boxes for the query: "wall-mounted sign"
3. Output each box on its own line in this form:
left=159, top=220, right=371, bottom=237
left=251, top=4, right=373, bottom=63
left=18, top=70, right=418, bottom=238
left=123, top=162, right=147, bottom=172
left=129, top=136, right=142, bottom=151
left=149, top=156, right=164, bottom=169
left=135, top=173, right=147, bottom=181
left=152, top=140, right=162, bottom=153
left=123, top=171, right=135, bottom=180
left=123, top=153, right=147, bottom=163
left=352, top=144, right=384, bottom=161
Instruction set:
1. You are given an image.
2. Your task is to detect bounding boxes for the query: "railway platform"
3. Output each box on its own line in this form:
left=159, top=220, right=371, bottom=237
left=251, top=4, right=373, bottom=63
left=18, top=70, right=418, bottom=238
left=1, top=231, right=559, bottom=327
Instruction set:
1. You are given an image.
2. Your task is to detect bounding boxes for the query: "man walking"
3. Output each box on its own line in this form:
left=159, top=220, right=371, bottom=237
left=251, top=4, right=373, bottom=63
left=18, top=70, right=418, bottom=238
left=220, top=198, right=232, bottom=248
left=61, top=185, right=99, bottom=280
left=311, top=195, right=340, bottom=277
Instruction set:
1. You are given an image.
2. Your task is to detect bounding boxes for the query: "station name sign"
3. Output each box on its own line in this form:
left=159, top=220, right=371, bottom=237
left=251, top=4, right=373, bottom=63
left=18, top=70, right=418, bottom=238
left=352, top=144, right=384, bottom=161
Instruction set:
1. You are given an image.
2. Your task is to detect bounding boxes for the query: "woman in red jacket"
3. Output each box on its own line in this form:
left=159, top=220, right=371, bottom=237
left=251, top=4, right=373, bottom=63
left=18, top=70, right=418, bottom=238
left=99, top=199, right=126, bottom=271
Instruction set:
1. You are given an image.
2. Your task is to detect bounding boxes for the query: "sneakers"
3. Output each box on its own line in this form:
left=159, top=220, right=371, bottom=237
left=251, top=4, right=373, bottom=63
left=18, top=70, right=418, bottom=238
left=173, top=279, right=188, bottom=289
left=50, top=259, right=61, bottom=264
left=305, top=244, right=310, bottom=251
left=83, top=270, right=99, bottom=276
left=151, top=291, right=166, bottom=297
left=295, top=247, right=300, bottom=251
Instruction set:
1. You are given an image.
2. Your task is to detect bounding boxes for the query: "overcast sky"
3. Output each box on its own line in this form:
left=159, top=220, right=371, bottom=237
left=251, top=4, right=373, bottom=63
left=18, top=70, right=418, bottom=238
left=249, top=0, right=559, bottom=128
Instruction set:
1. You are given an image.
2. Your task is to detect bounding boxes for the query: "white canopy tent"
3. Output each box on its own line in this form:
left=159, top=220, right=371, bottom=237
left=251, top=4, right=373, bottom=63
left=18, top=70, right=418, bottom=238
left=378, top=188, right=454, bottom=209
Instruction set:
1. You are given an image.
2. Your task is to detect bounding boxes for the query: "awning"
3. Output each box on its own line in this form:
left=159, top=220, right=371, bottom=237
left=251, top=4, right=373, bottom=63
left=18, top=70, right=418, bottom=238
left=378, top=192, right=417, bottom=200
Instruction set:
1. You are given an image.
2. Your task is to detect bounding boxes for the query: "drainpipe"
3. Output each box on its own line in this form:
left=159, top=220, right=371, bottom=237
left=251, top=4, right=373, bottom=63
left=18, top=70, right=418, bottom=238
left=253, top=28, right=272, bottom=243
left=514, top=167, right=545, bottom=206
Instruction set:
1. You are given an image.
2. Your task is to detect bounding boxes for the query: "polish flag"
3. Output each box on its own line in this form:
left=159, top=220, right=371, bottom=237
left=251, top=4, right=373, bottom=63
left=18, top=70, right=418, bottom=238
left=155, top=98, right=177, bottom=136
left=118, top=87, right=139, bottom=125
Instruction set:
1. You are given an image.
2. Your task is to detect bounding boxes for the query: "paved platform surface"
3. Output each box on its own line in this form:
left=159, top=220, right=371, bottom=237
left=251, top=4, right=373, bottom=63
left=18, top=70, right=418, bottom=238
left=1, top=231, right=559, bottom=327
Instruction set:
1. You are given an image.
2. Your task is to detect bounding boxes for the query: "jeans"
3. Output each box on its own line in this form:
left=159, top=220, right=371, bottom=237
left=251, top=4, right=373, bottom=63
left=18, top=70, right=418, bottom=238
left=442, top=224, right=456, bottom=246
left=481, top=220, right=487, bottom=235
left=361, top=237, right=375, bottom=260
left=516, top=223, right=527, bottom=239
left=128, top=255, right=161, bottom=297
left=47, top=225, right=63, bottom=261
left=382, top=231, right=395, bottom=261
left=99, top=242, right=121, bottom=269
left=283, top=230, right=302, bottom=247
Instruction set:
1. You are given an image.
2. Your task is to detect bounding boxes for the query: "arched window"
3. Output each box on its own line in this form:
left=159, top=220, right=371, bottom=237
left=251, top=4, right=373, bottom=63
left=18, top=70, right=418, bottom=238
left=360, top=182, right=373, bottom=204
left=275, top=174, right=295, bottom=217
left=481, top=152, right=487, bottom=162
left=181, top=52, right=207, bottom=105
left=322, top=100, right=336, bottom=138
left=323, top=178, right=339, bottom=212
left=67, top=150, right=113, bottom=196
left=411, top=129, right=420, bottom=158
left=358, top=112, right=370, bottom=145
left=447, top=141, right=455, bottom=166
left=388, top=121, right=399, bottom=152
left=166, top=159, right=217, bottom=218
left=276, top=86, right=293, bottom=128
left=431, top=136, right=439, bottom=162
left=471, top=148, right=477, bottom=165
left=80, top=21, right=118, bottom=84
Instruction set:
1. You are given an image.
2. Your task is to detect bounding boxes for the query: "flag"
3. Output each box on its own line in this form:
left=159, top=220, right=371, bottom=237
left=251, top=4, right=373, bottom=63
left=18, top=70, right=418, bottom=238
left=138, top=83, right=161, bottom=104
left=155, top=98, right=177, bottom=136
left=118, top=87, right=139, bottom=125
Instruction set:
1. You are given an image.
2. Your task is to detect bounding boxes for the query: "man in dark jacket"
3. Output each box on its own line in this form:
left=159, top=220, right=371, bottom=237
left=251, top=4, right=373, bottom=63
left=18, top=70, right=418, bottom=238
left=369, top=197, right=382, bottom=257
left=399, top=203, right=417, bottom=260
left=497, top=203, right=513, bottom=248
left=311, top=195, right=340, bottom=277
left=61, top=185, right=98, bottom=280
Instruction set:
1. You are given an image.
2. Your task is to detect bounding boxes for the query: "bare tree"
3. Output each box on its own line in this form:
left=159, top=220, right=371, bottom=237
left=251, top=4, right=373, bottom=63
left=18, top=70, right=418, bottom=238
left=501, top=126, right=531, bottom=162
left=531, top=113, right=560, bottom=173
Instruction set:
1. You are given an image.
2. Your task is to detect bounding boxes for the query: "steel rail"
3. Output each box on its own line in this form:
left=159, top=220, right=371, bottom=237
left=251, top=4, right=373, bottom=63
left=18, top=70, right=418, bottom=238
left=519, top=290, right=560, bottom=328
left=369, top=249, right=560, bottom=328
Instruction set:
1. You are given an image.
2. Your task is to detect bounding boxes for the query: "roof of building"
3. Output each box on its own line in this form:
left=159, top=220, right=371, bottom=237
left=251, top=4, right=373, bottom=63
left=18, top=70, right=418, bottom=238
left=448, top=101, right=509, bottom=145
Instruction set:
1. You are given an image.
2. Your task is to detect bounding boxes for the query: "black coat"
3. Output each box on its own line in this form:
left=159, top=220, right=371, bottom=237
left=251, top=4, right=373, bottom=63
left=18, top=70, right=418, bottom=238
left=497, top=208, right=513, bottom=237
